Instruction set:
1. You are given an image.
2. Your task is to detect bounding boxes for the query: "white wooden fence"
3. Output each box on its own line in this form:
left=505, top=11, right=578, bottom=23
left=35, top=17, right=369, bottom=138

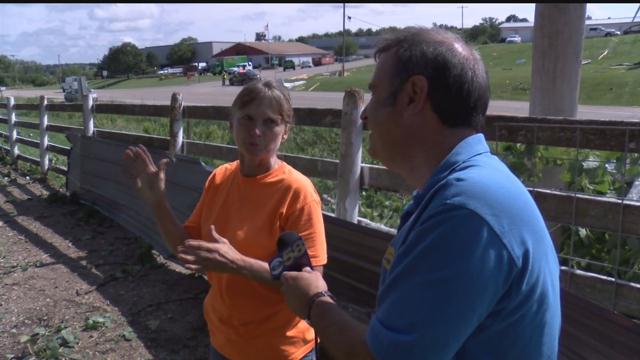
left=1, top=92, right=640, bottom=317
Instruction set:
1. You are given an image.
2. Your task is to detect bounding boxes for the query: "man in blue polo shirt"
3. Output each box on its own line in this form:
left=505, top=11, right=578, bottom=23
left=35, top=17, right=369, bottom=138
left=281, top=27, right=561, bottom=359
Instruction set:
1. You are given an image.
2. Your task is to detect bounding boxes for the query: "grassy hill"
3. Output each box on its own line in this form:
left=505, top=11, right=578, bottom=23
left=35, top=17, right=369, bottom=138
left=293, top=34, right=640, bottom=106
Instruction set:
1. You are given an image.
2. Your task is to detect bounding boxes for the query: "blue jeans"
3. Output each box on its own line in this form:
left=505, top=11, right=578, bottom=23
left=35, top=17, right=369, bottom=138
left=209, top=345, right=316, bottom=360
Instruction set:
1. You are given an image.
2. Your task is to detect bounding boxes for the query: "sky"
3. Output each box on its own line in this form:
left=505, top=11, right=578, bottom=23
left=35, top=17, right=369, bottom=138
left=1, top=3, right=638, bottom=65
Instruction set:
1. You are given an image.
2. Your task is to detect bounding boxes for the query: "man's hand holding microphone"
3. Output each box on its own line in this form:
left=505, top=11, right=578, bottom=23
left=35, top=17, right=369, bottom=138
left=271, top=232, right=335, bottom=324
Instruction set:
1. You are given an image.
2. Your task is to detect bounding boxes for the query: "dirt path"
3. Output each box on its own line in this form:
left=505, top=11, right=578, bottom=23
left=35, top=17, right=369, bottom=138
left=0, top=163, right=210, bottom=359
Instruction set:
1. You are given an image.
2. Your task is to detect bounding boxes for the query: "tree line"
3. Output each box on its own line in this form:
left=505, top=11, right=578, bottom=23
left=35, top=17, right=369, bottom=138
left=0, top=54, right=96, bottom=88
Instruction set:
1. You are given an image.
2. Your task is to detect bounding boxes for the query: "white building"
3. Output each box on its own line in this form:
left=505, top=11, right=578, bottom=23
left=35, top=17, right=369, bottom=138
left=499, top=17, right=640, bottom=43
left=141, top=41, right=236, bottom=67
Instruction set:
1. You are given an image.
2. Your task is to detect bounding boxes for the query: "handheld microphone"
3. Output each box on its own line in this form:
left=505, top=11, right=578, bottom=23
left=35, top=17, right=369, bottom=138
left=269, top=231, right=312, bottom=280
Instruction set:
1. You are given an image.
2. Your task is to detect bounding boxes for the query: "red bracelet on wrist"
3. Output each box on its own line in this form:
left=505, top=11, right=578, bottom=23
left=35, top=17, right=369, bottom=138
left=306, top=290, right=336, bottom=323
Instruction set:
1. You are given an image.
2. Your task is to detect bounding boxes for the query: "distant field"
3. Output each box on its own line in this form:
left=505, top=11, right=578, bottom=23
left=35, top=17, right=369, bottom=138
left=21, top=74, right=221, bottom=91
left=294, top=34, right=640, bottom=106
left=88, top=75, right=221, bottom=89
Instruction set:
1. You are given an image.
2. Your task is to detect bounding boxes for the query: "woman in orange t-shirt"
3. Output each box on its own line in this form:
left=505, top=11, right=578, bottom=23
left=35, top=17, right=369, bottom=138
left=123, top=80, right=327, bottom=359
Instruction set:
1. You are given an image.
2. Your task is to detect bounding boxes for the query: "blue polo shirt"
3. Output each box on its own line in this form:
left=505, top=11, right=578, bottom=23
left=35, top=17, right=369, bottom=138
left=367, top=133, right=561, bottom=359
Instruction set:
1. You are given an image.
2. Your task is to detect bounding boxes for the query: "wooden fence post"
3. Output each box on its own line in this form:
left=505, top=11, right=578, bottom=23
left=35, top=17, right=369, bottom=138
left=82, top=92, right=96, bottom=136
left=39, top=95, right=49, bottom=174
left=169, top=92, right=184, bottom=158
left=6, top=96, right=18, bottom=163
left=336, top=88, right=364, bottom=222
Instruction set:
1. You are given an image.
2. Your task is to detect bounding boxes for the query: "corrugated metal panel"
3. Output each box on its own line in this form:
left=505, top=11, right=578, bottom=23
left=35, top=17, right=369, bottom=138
left=66, top=133, right=211, bottom=257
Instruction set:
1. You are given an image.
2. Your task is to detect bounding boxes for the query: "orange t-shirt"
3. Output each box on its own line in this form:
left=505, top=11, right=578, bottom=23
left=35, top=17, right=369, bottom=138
left=183, top=160, right=327, bottom=360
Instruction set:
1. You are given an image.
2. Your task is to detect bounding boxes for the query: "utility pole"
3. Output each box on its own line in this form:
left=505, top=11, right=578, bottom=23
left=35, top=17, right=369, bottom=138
left=58, top=54, right=62, bottom=85
left=458, top=4, right=468, bottom=29
left=9, top=54, right=18, bottom=87
left=342, top=3, right=346, bottom=77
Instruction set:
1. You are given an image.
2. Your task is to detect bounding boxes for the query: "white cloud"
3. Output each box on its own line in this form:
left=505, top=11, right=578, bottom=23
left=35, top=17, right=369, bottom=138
left=90, top=4, right=159, bottom=21
left=121, top=36, right=136, bottom=44
left=90, top=4, right=159, bottom=33
left=102, top=18, right=154, bottom=32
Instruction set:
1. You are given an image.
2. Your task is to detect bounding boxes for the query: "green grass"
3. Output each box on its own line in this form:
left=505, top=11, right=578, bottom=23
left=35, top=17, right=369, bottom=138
left=294, top=65, right=375, bottom=93
left=20, top=74, right=222, bottom=91
left=295, top=34, right=640, bottom=106
left=87, top=75, right=221, bottom=90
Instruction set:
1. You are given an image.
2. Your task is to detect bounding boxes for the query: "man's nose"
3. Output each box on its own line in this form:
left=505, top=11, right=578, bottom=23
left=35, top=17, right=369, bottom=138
left=360, top=104, right=369, bottom=123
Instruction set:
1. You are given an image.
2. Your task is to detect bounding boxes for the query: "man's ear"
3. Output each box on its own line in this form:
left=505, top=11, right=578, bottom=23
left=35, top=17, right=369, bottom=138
left=281, top=124, right=289, bottom=142
left=402, top=75, right=428, bottom=114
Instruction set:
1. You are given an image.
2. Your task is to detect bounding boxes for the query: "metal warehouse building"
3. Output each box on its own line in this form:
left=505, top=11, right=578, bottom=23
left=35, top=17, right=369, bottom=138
left=307, top=36, right=380, bottom=57
left=500, top=17, right=640, bottom=42
left=141, top=41, right=236, bottom=67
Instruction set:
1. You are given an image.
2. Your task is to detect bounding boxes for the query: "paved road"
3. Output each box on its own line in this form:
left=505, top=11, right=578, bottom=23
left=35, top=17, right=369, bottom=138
left=4, top=58, right=640, bottom=121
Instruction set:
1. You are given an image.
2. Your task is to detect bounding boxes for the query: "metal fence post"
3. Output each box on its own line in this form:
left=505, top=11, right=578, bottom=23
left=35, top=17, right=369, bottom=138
left=6, top=96, right=18, bottom=162
left=82, top=92, right=95, bottom=136
left=336, top=88, right=364, bottom=222
left=39, top=95, right=49, bottom=174
left=169, top=92, right=184, bottom=158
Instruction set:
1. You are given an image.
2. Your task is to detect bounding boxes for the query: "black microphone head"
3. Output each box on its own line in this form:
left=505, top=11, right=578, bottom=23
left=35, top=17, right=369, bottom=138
left=277, top=231, right=303, bottom=252
left=270, top=231, right=311, bottom=280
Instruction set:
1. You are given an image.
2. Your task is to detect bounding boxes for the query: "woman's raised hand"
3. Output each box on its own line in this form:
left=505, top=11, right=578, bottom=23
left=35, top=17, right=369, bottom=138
left=122, top=144, right=170, bottom=204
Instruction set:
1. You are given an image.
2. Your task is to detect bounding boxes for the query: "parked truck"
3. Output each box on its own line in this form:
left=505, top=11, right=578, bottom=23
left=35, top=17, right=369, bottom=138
left=211, top=55, right=249, bottom=75
left=312, top=54, right=336, bottom=67
left=61, top=76, right=94, bottom=103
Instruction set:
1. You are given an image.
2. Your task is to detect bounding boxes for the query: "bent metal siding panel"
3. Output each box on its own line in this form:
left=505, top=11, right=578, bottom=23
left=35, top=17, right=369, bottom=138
left=65, top=133, right=390, bottom=321
left=66, top=133, right=210, bottom=257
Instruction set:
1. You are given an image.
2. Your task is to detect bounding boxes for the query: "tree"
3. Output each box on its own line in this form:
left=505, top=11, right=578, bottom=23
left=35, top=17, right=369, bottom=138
left=586, top=14, right=592, bottom=20
left=99, top=42, right=145, bottom=78
left=463, top=17, right=503, bottom=44
left=333, top=37, right=358, bottom=57
left=272, top=34, right=283, bottom=42
left=432, top=22, right=462, bottom=35
left=255, top=32, right=267, bottom=42
left=505, top=14, right=529, bottom=23
left=145, top=52, right=159, bottom=70
left=167, top=37, right=197, bottom=66
left=505, top=14, right=518, bottom=23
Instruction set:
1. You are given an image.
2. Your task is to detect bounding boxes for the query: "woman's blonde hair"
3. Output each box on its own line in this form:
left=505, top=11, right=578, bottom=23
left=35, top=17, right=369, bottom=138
left=230, top=80, right=294, bottom=126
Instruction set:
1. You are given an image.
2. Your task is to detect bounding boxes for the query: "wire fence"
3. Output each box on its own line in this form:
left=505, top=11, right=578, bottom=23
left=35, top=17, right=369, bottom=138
left=493, top=121, right=640, bottom=313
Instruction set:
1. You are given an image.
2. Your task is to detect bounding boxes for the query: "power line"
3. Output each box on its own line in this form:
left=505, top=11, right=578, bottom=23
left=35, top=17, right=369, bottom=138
left=346, top=14, right=383, bottom=29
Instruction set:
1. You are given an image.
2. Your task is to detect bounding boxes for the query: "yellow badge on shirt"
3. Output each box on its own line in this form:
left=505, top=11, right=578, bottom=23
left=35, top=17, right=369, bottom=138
left=382, top=245, right=395, bottom=270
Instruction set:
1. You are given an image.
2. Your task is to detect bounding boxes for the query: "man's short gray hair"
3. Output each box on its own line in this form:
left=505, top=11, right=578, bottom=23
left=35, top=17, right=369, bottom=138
left=375, top=27, right=490, bottom=132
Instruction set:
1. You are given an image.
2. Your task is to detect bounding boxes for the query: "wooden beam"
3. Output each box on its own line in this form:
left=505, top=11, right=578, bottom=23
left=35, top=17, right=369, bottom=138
left=15, top=135, right=39, bottom=149
left=48, top=143, right=70, bottom=157
left=47, top=103, right=83, bottom=113
left=95, top=103, right=170, bottom=118
left=531, top=188, right=640, bottom=236
left=484, top=115, right=640, bottom=153
left=15, top=120, right=39, bottom=130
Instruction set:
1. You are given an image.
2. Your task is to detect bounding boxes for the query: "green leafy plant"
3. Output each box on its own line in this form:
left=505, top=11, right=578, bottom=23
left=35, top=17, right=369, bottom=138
left=84, top=314, right=112, bottom=331
left=19, top=324, right=78, bottom=360
left=494, top=143, right=640, bottom=282
left=121, top=328, right=136, bottom=341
